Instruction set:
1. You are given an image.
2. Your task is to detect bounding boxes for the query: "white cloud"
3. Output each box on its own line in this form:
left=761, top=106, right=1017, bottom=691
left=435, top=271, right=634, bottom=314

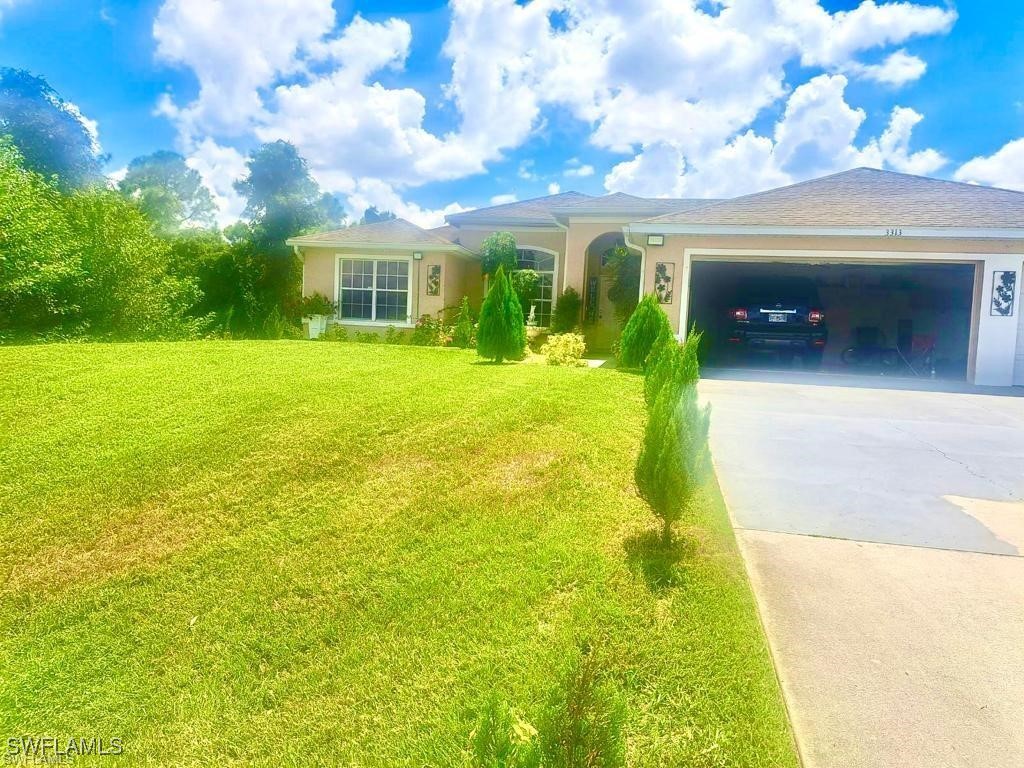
left=605, top=75, right=943, bottom=198
left=152, top=0, right=957, bottom=223
left=955, top=139, right=1024, bottom=191
left=565, top=164, right=594, bottom=178
left=183, top=138, right=248, bottom=227
left=851, top=49, right=927, bottom=85
left=547, top=181, right=561, bottom=194
left=490, top=193, right=517, bottom=205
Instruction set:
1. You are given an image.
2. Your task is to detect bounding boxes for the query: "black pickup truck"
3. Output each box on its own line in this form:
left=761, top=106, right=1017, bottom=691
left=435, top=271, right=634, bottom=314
left=725, top=277, right=828, bottom=367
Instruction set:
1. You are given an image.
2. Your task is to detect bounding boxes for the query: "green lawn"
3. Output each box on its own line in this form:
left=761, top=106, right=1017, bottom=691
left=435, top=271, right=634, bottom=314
left=0, top=341, right=795, bottom=767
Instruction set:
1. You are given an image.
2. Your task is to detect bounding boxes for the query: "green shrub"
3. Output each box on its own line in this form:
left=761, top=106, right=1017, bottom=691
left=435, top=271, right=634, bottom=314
left=602, top=246, right=640, bottom=326
left=300, top=292, right=335, bottom=316
left=550, top=287, right=582, bottom=333
left=537, top=647, right=626, bottom=768
left=541, top=333, right=586, bottom=366
left=354, top=331, right=379, bottom=344
left=452, top=296, right=475, bottom=348
left=618, top=294, right=672, bottom=370
left=319, top=324, right=348, bottom=342
left=480, top=231, right=518, bottom=276
left=469, top=695, right=541, bottom=768
left=635, top=332, right=711, bottom=541
left=477, top=265, right=526, bottom=363
left=384, top=325, right=408, bottom=345
left=510, top=268, right=539, bottom=318
left=410, top=313, right=453, bottom=347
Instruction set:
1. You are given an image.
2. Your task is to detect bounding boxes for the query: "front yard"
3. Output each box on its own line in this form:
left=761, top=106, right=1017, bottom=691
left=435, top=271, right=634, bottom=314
left=0, top=341, right=795, bottom=766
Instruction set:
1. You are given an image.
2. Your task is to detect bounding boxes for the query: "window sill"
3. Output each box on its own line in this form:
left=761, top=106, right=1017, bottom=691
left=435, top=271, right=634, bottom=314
left=334, top=318, right=415, bottom=329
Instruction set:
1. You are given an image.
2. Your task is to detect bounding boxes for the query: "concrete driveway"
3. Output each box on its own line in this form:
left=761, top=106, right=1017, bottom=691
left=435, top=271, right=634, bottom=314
left=701, top=373, right=1024, bottom=768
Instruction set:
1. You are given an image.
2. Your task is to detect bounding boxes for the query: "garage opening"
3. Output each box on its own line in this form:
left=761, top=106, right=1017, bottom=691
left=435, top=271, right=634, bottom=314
left=688, top=260, right=976, bottom=380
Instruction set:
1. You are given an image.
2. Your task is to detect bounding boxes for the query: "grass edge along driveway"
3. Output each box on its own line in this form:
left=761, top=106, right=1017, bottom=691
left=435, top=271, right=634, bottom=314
left=0, top=341, right=796, bottom=767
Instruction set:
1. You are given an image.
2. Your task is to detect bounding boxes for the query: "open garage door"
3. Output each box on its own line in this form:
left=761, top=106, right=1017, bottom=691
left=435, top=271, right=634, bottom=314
left=688, top=259, right=976, bottom=380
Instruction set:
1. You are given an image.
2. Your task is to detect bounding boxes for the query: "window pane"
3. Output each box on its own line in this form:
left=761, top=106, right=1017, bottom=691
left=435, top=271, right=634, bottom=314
left=376, top=289, right=407, bottom=321
left=376, top=261, right=409, bottom=291
left=340, top=289, right=373, bottom=319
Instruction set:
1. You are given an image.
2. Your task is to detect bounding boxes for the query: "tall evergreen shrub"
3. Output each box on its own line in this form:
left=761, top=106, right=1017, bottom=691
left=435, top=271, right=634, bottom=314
left=477, top=265, right=526, bottom=363
left=618, top=294, right=672, bottom=369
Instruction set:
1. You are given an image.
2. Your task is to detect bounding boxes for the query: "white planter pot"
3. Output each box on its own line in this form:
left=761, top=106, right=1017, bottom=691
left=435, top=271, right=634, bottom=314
left=304, top=314, right=329, bottom=339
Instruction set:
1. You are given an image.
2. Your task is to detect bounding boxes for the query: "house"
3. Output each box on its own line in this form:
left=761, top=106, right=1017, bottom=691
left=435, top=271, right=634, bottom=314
left=286, top=168, right=1024, bottom=387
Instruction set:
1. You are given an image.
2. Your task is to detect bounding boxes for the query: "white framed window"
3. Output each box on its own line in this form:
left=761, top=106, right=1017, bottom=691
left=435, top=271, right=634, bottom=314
left=516, top=248, right=557, bottom=326
left=337, top=258, right=411, bottom=324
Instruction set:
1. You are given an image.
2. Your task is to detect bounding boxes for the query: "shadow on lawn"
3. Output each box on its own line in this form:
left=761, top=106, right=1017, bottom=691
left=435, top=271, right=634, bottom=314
left=623, top=529, right=696, bottom=593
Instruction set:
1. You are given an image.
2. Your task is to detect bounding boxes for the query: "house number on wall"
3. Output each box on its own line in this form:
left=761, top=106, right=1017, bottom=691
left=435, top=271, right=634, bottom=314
left=885, top=228, right=904, bottom=237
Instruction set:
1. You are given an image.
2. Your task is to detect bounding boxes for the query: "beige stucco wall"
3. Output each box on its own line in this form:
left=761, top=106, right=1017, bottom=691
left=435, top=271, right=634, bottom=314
left=641, top=233, right=1024, bottom=385
left=299, top=245, right=477, bottom=329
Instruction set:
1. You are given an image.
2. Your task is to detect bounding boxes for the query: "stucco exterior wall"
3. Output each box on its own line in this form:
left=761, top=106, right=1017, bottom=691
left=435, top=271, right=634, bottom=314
left=299, top=245, right=476, bottom=329
left=642, top=233, right=1024, bottom=386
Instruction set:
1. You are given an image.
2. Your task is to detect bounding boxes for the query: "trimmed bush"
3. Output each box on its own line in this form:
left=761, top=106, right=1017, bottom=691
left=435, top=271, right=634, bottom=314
left=410, top=313, right=452, bottom=346
left=635, top=331, right=711, bottom=541
left=477, top=264, right=526, bottom=363
left=452, top=296, right=475, bottom=348
left=541, top=333, right=586, bottom=366
left=551, top=287, right=582, bottom=333
left=510, top=268, right=539, bottom=318
left=618, top=294, right=672, bottom=370
left=480, top=231, right=518, bottom=276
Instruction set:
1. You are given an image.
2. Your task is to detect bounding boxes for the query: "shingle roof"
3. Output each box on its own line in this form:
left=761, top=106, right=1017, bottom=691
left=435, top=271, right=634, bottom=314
left=551, top=192, right=719, bottom=216
left=287, top=218, right=461, bottom=248
left=641, top=167, right=1024, bottom=229
left=445, top=192, right=593, bottom=226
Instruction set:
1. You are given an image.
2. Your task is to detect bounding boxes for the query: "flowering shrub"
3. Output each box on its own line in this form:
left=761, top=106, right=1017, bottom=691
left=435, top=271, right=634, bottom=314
left=410, top=313, right=454, bottom=347
left=541, top=333, right=586, bottom=366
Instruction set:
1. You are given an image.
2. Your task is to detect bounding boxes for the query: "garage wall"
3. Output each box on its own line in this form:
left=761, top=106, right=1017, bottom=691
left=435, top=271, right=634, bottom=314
left=1016, top=271, right=1024, bottom=386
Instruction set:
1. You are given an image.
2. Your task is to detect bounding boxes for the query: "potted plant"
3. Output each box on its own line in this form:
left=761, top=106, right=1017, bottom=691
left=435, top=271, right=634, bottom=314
left=301, top=293, right=336, bottom=339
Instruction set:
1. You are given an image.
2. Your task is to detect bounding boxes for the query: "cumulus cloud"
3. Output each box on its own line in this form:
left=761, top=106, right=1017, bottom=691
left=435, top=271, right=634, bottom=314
left=605, top=75, right=944, bottom=198
left=565, top=164, right=594, bottom=178
left=955, top=139, right=1024, bottom=191
left=152, top=0, right=957, bottom=222
left=547, top=182, right=561, bottom=194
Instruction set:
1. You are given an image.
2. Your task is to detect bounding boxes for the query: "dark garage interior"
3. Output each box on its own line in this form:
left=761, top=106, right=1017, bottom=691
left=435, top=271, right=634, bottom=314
left=688, top=260, right=976, bottom=379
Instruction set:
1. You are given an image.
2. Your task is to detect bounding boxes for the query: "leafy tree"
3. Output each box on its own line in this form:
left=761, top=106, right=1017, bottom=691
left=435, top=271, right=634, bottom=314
left=0, top=138, right=78, bottom=334
left=233, top=140, right=331, bottom=323
left=510, top=268, right=539, bottom=317
left=118, top=150, right=216, bottom=233
left=551, top=287, right=582, bottom=333
left=360, top=206, right=396, bottom=224
left=618, top=294, right=672, bottom=369
left=453, top=296, right=474, bottom=348
left=477, top=265, right=525, bottom=363
left=0, top=68, right=104, bottom=189
left=479, top=231, right=518, bottom=276
left=603, top=245, right=640, bottom=325
left=635, top=332, right=711, bottom=542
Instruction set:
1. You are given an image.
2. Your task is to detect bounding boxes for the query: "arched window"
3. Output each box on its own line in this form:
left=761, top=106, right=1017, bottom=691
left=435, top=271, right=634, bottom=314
left=516, top=248, right=557, bottom=326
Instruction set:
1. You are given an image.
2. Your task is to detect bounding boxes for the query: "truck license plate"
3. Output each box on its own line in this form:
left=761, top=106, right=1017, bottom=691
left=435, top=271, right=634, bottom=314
left=768, top=313, right=787, bottom=323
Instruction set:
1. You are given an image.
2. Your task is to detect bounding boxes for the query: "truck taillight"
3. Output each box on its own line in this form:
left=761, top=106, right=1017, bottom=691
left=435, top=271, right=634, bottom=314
left=808, top=309, right=824, bottom=324
left=730, top=308, right=748, bottom=321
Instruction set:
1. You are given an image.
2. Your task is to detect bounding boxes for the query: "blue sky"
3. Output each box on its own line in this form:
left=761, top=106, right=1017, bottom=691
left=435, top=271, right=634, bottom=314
left=2, top=0, right=1023, bottom=227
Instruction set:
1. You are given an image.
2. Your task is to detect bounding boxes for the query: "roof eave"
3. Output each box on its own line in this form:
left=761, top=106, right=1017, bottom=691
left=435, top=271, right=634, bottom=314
left=625, top=223, right=1024, bottom=240
left=286, top=238, right=476, bottom=257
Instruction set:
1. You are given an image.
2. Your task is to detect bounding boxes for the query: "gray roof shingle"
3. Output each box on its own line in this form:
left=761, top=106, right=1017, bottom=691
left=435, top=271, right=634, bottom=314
left=640, top=168, right=1024, bottom=229
left=551, top=192, right=719, bottom=216
left=445, top=191, right=592, bottom=226
left=287, top=218, right=460, bottom=247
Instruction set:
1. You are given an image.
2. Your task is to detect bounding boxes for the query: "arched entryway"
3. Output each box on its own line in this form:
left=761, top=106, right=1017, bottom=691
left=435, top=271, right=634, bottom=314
left=582, top=232, right=641, bottom=351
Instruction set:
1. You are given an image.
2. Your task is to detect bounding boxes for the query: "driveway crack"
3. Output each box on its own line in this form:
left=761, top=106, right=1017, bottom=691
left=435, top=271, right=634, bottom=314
left=890, top=423, right=1018, bottom=499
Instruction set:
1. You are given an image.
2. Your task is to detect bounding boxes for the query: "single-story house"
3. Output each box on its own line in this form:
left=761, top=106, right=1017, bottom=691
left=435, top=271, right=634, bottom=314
left=287, top=167, right=1024, bottom=387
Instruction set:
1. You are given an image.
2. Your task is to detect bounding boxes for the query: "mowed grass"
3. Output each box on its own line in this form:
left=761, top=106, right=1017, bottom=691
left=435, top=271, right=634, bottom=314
left=0, top=341, right=796, bottom=767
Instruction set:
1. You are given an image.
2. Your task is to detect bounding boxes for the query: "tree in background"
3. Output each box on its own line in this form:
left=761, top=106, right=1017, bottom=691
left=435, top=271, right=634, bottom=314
left=0, top=68, right=104, bottom=189
left=479, top=231, right=518, bottom=276
left=618, top=294, right=672, bottom=369
left=476, top=265, right=525, bottom=363
left=360, top=206, right=396, bottom=224
left=118, top=151, right=216, bottom=234
left=603, top=245, right=641, bottom=326
left=635, top=331, right=711, bottom=542
left=452, top=296, right=475, bottom=348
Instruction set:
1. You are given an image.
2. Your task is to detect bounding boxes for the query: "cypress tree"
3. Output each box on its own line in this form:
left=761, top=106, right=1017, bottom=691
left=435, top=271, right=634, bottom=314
left=477, top=264, right=526, bottom=363
left=618, top=294, right=672, bottom=370
left=635, top=330, right=711, bottom=541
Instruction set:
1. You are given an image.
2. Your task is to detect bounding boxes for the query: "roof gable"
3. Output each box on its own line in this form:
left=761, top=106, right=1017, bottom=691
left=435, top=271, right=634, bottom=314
left=445, top=191, right=592, bottom=226
left=286, top=218, right=462, bottom=248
